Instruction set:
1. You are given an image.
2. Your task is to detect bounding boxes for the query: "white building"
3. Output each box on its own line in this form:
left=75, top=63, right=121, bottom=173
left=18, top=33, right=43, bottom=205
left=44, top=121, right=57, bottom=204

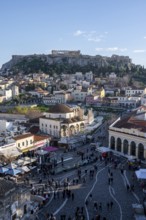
left=109, top=109, right=146, bottom=159
left=75, top=72, right=83, bottom=80
left=125, top=88, right=144, bottom=96
left=0, top=89, right=12, bottom=100
left=72, top=87, right=92, bottom=102
left=0, top=120, right=13, bottom=133
left=53, top=91, right=68, bottom=103
left=109, top=72, right=117, bottom=79
left=85, top=71, right=93, bottom=82
left=43, top=95, right=61, bottom=105
left=117, top=96, right=140, bottom=107
left=12, top=85, right=19, bottom=97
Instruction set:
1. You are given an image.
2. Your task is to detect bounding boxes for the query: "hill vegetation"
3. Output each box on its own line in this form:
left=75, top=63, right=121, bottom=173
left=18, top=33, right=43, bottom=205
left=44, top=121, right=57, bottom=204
left=1, top=54, right=146, bottom=80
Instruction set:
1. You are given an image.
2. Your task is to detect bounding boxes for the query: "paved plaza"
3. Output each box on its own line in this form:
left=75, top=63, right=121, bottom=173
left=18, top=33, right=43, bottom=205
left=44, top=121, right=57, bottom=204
left=19, top=145, right=146, bottom=220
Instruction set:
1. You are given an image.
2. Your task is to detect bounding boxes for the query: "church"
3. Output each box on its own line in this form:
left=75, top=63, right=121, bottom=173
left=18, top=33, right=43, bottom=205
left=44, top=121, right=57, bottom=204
left=39, top=104, right=94, bottom=138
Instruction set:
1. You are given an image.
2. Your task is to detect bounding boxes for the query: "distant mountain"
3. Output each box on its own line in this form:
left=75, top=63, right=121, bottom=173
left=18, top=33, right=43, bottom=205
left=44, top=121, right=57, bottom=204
left=0, top=50, right=135, bottom=76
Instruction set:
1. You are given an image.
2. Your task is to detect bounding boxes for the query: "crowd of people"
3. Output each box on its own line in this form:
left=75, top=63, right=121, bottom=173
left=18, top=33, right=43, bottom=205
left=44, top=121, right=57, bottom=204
left=18, top=145, right=140, bottom=220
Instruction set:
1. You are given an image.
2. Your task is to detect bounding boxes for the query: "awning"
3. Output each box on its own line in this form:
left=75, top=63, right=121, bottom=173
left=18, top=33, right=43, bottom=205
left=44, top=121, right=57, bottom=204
left=43, top=146, right=58, bottom=152
left=6, top=162, right=18, bottom=169
left=0, top=167, right=9, bottom=173
left=6, top=168, right=22, bottom=176
left=15, top=159, right=25, bottom=166
left=19, top=146, right=35, bottom=153
left=21, top=157, right=37, bottom=165
left=135, top=169, right=146, bottom=180
left=0, top=146, right=22, bottom=158
left=20, top=166, right=30, bottom=173
left=96, top=147, right=111, bottom=153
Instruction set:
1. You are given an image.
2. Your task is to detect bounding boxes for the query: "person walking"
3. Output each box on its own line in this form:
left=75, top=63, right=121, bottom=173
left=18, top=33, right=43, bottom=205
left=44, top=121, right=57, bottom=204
left=99, top=202, right=102, bottom=211
left=107, top=202, right=110, bottom=210
left=85, top=200, right=88, bottom=206
left=71, top=192, right=74, bottom=201
left=110, top=177, right=113, bottom=184
left=110, top=201, right=113, bottom=210
left=127, top=184, right=130, bottom=191
left=89, top=193, right=92, bottom=201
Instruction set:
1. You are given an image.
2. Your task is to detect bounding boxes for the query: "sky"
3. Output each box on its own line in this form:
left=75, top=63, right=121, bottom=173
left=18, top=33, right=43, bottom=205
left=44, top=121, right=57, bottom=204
left=0, top=0, right=146, bottom=68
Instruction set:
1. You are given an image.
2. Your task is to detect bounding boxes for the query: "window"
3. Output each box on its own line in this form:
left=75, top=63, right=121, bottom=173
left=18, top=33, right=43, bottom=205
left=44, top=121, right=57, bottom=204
left=18, top=143, right=20, bottom=148
left=22, top=142, right=24, bottom=146
left=46, top=124, right=47, bottom=127
left=54, top=125, right=55, bottom=129
left=26, top=140, right=28, bottom=146
left=56, top=126, right=58, bottom=129
left=30, top=140, right=32, bottom=144
left=42, top=123, right=44, bottom=126
left=50, top=125, right=52, bottom=128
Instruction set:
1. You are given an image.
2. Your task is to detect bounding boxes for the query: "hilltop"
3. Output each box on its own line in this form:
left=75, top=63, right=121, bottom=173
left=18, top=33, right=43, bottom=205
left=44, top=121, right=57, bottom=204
left=0, top=50, right=144, bottom=77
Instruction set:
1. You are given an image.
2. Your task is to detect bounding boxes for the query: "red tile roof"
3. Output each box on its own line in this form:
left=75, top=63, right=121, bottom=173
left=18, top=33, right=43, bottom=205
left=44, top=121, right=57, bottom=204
left=13, top=133, right=33, bottom=141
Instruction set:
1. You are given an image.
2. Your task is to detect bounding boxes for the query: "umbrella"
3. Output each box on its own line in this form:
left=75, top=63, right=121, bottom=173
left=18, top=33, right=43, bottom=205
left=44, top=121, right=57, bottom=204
left=23, top=156, right=31, bottom=161
left=19, top=166, right=30, bottom=173
left=0, top=167, right=9, bottom=174
left=15, top=159, right=25, bottom=166
left=6, top=168, right=21, bottom=176
left=6, top=162, right=17, bottom=169
left=24, top=157, right=37, bottom=164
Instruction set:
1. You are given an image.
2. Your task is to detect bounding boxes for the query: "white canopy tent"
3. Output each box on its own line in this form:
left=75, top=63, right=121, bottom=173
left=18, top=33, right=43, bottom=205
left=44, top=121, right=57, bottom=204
left=96, top=146, right=111, bottom=153
left=18, top=166, right=30, bottom=173
left=35, top=149, right=48, bottom=155
left=135, top=169, right=146, bottom=180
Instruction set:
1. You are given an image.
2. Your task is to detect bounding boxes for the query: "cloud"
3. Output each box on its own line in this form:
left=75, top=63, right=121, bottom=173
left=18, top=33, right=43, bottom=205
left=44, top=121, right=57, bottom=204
left=95, top=47, right=127, bottom=52
left=107, top=47, right=119, bottom=52
left=144, top=36, right=146, bottom=39
left=107, top=47, right=127, bottom=52
left=133, top=49, right=146, bottom=53
left=73, top=30, right=107, bottom=43
left=88, top=37, right=102, bottom=42
left=95, top=48, right=104, bottom=51
left=74, top=30, right=85, bottom=36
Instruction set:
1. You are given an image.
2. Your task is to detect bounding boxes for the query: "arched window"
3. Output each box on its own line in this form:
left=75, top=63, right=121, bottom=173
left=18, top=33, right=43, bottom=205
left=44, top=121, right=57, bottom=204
left=138, top=143, right=144, bottom=160
left=117, top=138, right=121, bottom=152
left=110, top=136, right=115, bottom=150
left=123, top=139, right=128, bottom=154
left=130, top=141, right=136, bottom=156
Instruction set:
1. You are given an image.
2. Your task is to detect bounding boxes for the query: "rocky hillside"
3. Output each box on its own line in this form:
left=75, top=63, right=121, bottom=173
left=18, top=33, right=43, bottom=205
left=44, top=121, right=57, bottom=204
left=0, top=52, right=134, bottom=76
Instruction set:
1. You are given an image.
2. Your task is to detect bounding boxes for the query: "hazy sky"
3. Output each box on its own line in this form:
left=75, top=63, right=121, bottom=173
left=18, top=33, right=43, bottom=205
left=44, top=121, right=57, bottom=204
left=0, top=0, right=146, bottom=67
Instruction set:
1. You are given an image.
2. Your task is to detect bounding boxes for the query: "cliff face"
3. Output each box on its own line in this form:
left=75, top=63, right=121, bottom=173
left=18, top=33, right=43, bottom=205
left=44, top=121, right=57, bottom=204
left=1, top=53, right=133, bottom=73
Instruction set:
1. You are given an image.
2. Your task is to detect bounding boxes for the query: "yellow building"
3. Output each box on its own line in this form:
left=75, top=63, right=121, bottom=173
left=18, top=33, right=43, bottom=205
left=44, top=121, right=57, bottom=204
left=14, top=133, right=50, bottom=153
left=100, top=87, right=105, bottom=98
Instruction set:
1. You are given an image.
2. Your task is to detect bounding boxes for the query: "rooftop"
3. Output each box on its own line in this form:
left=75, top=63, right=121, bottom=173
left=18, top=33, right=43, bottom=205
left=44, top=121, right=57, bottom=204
left=49, top=104, right=73, bottom=114
left=13, top=133, right=33, bottom=141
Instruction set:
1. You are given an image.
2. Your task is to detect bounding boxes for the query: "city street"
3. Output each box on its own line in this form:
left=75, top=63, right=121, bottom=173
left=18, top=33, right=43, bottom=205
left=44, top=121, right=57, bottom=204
left=20, top=144, right=145, bottom=220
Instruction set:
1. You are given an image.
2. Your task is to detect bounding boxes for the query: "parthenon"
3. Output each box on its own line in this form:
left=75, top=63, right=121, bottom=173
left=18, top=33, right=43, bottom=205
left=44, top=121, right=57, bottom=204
left=51, top=50, right=81, bottom=56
